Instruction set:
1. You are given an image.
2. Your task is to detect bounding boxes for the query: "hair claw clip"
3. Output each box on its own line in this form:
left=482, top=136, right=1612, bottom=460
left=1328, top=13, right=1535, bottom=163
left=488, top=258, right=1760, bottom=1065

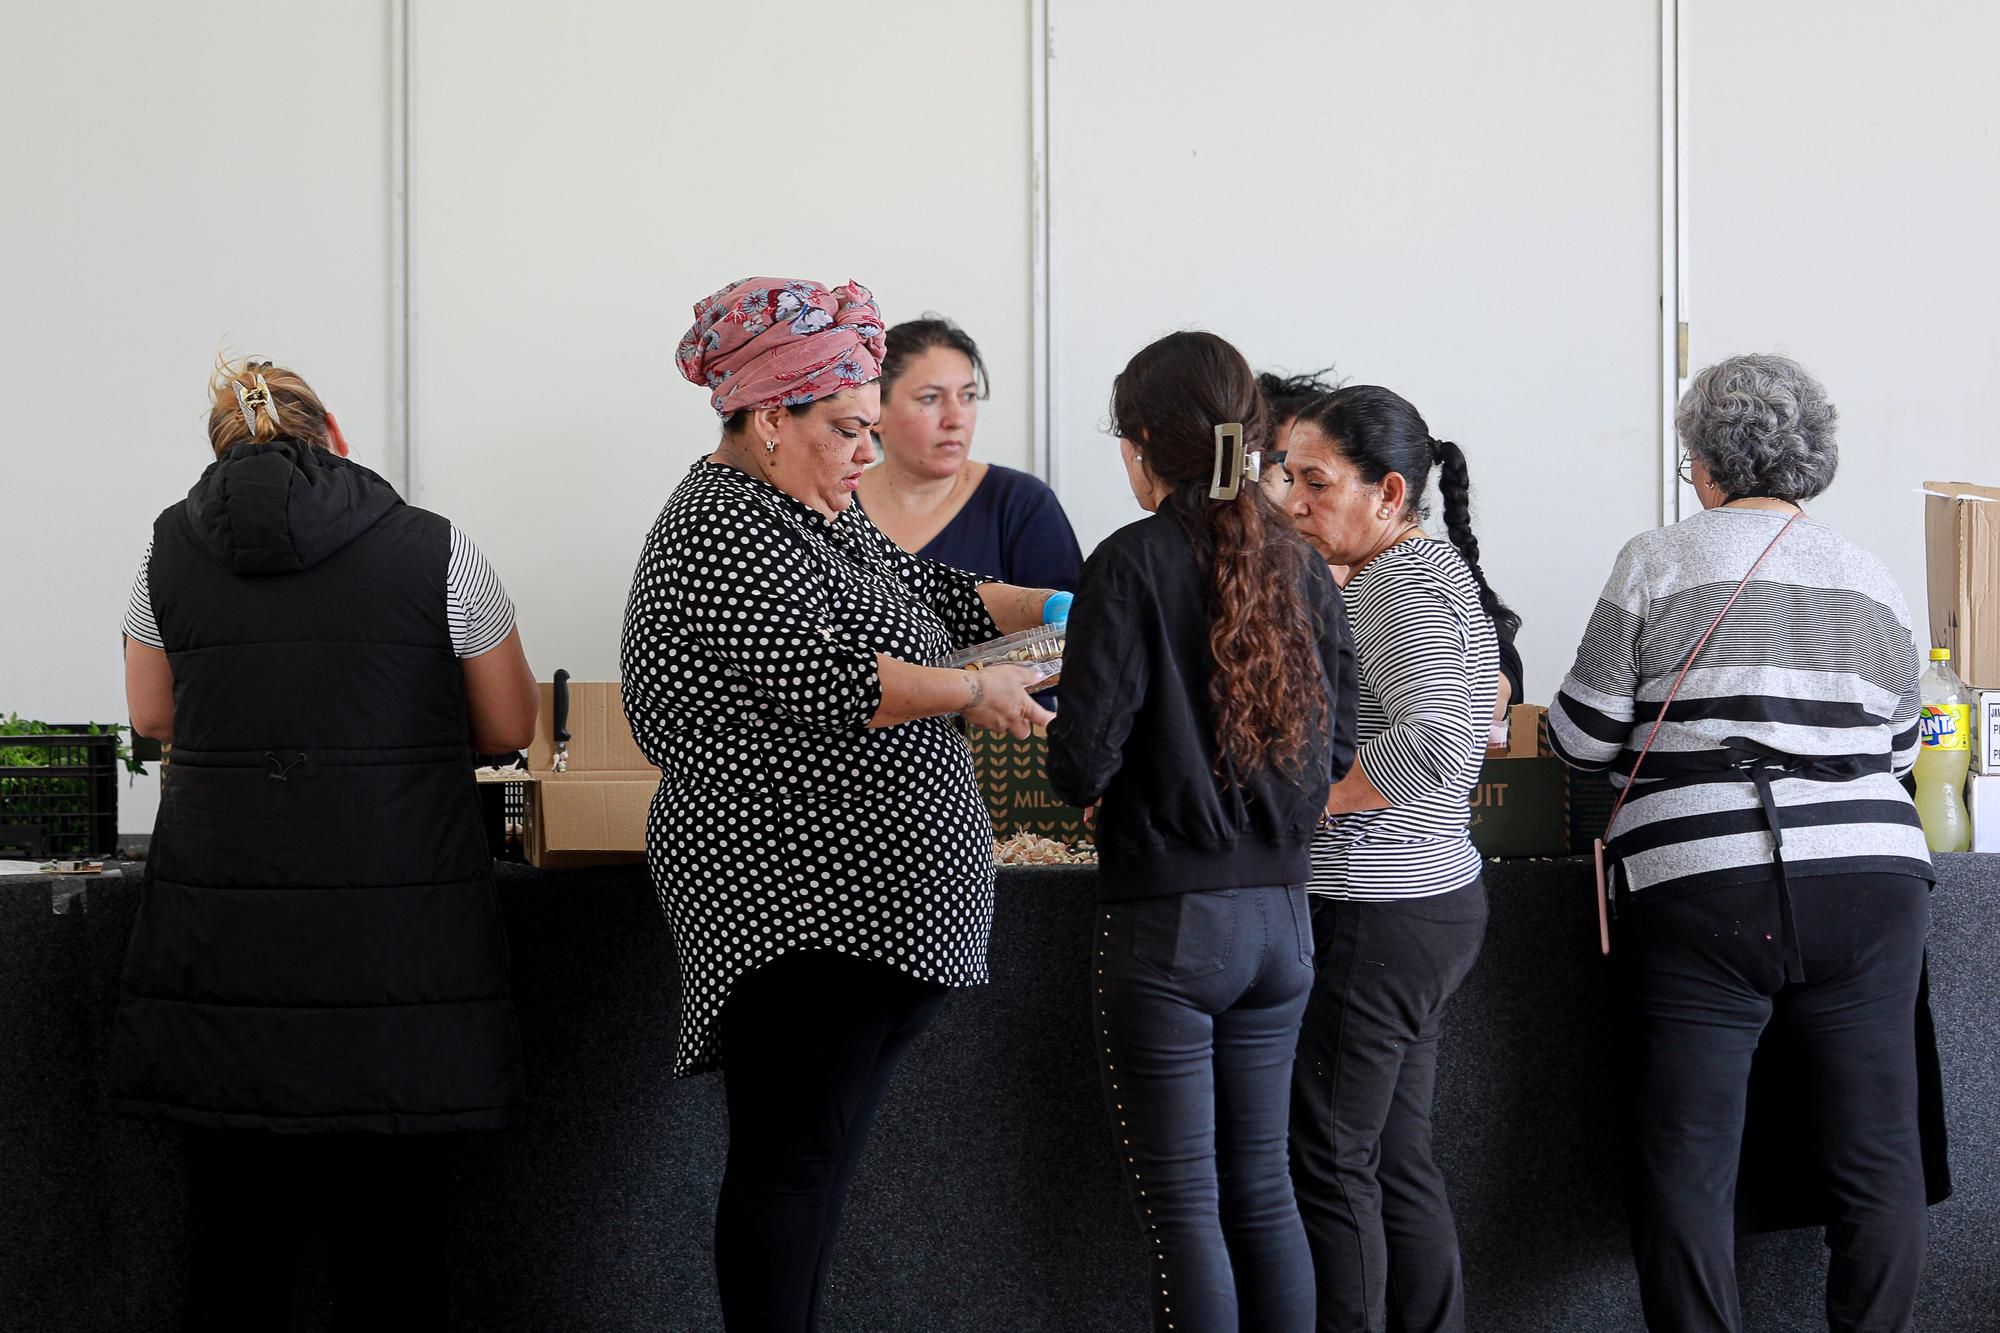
left=233, top=373, right=282, bottom=434
left=1209, top=422, right=1246, bottom=500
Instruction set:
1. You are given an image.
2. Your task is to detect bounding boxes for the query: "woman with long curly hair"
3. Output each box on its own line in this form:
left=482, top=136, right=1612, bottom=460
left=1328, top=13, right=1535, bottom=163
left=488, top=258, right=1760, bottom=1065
left=1049, top=330, right=1359, bottom=1332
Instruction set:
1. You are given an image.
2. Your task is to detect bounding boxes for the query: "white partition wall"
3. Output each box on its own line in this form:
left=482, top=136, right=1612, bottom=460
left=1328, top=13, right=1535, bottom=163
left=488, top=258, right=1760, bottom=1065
left=405, top=0, right=1036, bottom=684
left=1044, top=3, right=1667, bottom=699
left=1685, top=0, right=2000, bottom=630
left=8, top=2, right=1999, bottom=840
left=0, top=3, right=397, bottom=834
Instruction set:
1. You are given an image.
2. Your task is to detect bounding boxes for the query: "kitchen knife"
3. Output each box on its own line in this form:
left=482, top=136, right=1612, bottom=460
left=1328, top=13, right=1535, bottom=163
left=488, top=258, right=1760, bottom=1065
left=552, top=668, right=571, bottom=774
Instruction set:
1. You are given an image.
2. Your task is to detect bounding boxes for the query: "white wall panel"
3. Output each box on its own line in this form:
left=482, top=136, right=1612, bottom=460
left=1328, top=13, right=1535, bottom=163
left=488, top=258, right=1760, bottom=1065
left=1686, top=0, right=2000, bottom=634
left=0, top=2, right=395, bottom=833
left=408, top=0, right=1036, bottom=684
left=1046, top=2, right=1664, bottom=699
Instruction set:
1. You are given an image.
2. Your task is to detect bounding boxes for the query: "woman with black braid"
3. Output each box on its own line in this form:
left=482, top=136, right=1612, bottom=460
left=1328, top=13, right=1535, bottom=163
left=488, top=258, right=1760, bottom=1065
left=1278, top=385, right=1520, bottom=1333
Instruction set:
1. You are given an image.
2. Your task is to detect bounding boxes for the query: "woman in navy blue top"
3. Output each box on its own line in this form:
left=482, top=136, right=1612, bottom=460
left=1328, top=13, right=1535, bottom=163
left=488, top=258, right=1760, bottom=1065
left=857, top=316, right=1083, bottom=590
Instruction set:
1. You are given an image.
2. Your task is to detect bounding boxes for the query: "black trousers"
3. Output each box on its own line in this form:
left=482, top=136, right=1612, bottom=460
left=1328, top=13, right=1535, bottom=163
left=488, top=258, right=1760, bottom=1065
left=1612, top=871, right=1930, bottom=1333
left=180, top=1128, right=453, bottom=1333
left=1290, top=880, right=1489, bottom=1333
left=714, top=949, right=947, bottom=1333
left=1094, top=886, right=1318, bottom=1333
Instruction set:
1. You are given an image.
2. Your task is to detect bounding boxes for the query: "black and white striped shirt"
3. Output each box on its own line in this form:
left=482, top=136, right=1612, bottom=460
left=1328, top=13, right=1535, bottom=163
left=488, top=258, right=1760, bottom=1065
left=1310, top=540, right=1498, bottom=901
left=124, top=524, right=516, bottom=659
left=1549, top=508, right=1932, bottom=896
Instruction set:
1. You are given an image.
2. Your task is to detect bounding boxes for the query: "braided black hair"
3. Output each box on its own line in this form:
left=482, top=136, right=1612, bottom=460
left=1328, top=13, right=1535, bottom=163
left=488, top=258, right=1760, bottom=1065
left=1293, top=385, right=1520, bottom=638
left=1432, top=437, right=1521, bottom=639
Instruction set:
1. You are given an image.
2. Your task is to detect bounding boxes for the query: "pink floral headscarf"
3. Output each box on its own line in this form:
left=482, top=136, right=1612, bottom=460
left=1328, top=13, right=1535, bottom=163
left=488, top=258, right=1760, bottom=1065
left=676, top=277, right=887, bottom=417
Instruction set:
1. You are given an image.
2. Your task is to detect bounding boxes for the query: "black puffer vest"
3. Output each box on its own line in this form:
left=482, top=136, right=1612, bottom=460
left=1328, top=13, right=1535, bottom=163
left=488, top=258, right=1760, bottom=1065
left=109, top=442, right=524, bottom=1133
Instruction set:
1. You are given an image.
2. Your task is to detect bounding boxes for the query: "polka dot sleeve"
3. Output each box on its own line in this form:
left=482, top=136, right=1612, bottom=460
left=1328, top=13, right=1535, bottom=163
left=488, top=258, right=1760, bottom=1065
left=907, top=556, right=1003, bottom=649
left=854, top=511, right=1003, bottom=650
left=665, top=504, right=885, bottom=734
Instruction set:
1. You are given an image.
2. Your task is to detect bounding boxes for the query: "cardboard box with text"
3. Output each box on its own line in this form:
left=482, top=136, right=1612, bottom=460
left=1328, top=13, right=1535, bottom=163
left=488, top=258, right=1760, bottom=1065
left=965, top=726, right=1088, bottom=843
left=1467, top=705, right=1622, bottom=859
left=1974, top=690, right=2000, bottom=775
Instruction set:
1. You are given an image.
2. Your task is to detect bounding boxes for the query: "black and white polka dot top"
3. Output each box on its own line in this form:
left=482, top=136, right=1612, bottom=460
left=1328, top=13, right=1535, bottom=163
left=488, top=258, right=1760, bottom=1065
left=620, top=460, right=1003, bottom=1076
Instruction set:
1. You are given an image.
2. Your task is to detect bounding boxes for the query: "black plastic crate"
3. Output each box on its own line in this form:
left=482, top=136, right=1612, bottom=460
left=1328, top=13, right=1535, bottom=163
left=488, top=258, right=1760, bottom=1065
left=0, top=728, right=120, bottom=860
left=476, top=762, right=530, bottom=863
left=1565, top=767, right=1622, bottom=854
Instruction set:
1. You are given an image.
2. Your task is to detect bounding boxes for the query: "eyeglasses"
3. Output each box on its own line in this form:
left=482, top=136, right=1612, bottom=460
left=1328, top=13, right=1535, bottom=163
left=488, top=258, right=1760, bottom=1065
left=1676, top=453, right=1694, bottom=486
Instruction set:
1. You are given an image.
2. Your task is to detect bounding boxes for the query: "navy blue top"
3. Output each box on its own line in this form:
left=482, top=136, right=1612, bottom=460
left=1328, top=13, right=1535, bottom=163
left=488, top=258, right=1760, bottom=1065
left=911, top=464, right=1083, bottom=592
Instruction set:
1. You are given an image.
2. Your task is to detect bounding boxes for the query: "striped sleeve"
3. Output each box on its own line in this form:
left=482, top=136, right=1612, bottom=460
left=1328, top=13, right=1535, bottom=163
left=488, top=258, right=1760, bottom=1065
left=123, top=539, right=164, bottom=650
left=1549, top=542, right=1644, bottom=771
left=446, top=526, right=517, bottom=659
left=1889, top=702, right=1922, bottom=777
left=1349, top=565, right=1481, bottom=806
left=1883, top=584, right=1924, bottom=779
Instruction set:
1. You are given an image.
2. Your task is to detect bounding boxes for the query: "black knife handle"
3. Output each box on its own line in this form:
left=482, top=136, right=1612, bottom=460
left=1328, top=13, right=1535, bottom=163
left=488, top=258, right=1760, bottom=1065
left=553, top=669, right=571, bottom=743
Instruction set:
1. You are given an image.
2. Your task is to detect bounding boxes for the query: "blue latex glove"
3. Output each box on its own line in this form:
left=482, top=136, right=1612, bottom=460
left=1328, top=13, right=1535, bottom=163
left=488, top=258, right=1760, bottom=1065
left=1042, top=591, right=1073, bottom=625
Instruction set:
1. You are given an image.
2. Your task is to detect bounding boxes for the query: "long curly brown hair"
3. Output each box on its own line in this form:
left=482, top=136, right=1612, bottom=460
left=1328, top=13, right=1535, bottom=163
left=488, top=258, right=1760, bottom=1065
left=1109, top=331, right=1329, bottom=779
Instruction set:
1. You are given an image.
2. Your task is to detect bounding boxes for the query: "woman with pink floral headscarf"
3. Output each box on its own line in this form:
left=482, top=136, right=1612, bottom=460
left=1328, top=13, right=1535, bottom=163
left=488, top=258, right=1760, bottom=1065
left=620, top=276, right=1063, bottom=1331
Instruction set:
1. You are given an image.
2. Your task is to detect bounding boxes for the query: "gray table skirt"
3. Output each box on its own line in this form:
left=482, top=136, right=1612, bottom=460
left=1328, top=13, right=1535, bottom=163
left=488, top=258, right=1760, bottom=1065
left=3, top=856, right=1996, bottom=1331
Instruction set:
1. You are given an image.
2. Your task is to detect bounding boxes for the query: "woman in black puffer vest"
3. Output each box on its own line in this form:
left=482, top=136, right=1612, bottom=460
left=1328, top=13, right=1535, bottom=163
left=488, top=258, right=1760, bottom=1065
left=114, top=358, right=539, bottom=1331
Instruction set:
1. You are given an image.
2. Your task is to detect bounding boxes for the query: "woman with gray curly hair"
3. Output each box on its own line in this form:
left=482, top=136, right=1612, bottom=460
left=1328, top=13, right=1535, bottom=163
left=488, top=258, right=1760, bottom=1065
left=1550, top=354, right=1938, bottom=1332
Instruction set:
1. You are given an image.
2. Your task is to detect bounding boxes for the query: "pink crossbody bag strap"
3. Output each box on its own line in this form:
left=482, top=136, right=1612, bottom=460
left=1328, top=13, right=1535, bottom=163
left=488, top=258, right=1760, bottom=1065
left=1593, top=511, right=1802, bottom=955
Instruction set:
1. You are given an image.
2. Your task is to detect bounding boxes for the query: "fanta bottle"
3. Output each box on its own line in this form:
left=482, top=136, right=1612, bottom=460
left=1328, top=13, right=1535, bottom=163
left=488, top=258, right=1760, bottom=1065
left=1915, top=648, right=1972, bottom=852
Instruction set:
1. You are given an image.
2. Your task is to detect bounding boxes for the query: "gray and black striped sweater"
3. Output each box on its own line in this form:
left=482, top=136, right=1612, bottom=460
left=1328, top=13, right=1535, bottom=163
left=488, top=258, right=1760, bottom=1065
left=1550, top=507, right=1934, bottom=897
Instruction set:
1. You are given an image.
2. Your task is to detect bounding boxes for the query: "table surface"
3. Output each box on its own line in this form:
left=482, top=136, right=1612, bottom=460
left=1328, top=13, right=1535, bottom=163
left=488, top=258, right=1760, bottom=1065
left=4, top=853, right=1994, bottom=1332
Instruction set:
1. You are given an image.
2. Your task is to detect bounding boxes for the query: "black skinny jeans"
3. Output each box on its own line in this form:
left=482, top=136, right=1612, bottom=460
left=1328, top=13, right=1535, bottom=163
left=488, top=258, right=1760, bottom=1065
left=180, top=1128, right=454, bottom=1333
left=1094, top=885, right=1318, bottom=1333
left=1613, top=871, right=1930, bottom=1333
left=1290, top=879, right=1488, bottom=1333
left=714, top=949, right=947, bottom=1333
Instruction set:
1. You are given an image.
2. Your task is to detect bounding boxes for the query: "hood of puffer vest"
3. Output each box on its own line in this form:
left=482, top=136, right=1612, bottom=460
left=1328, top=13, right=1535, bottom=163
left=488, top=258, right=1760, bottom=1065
left=183, top=441, right=403, bottom=575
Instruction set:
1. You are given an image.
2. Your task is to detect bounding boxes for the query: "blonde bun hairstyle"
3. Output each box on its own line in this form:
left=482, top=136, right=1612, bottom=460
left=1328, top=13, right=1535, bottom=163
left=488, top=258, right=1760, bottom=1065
left=206, top=357, right=331, bottom=458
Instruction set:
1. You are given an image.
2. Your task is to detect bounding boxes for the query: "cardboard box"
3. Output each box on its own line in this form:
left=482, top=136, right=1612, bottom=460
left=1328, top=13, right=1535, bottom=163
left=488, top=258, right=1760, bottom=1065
left=517, top=680, right=660, bottom=868
left=1975, top=691, right=2000, bottom=775
left=1469, top=706, right=1562, bottom=857
left=965, top=726, right=1087, bottom=842
left=1922, top=482, right=2000, bottom=688
left=1467, top=706, right=1623, bottom=859
left=1969, top=774, right=2000, bottom=854
left=1510, top=704, right=1544, bottom=759
left=1468, top=756, right=1569, bottom=858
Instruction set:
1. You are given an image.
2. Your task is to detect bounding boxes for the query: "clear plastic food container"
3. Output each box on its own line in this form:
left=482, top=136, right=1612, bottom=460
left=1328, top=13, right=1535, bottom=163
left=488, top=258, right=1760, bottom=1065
left=938, top=623, right=1065, bottom=684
